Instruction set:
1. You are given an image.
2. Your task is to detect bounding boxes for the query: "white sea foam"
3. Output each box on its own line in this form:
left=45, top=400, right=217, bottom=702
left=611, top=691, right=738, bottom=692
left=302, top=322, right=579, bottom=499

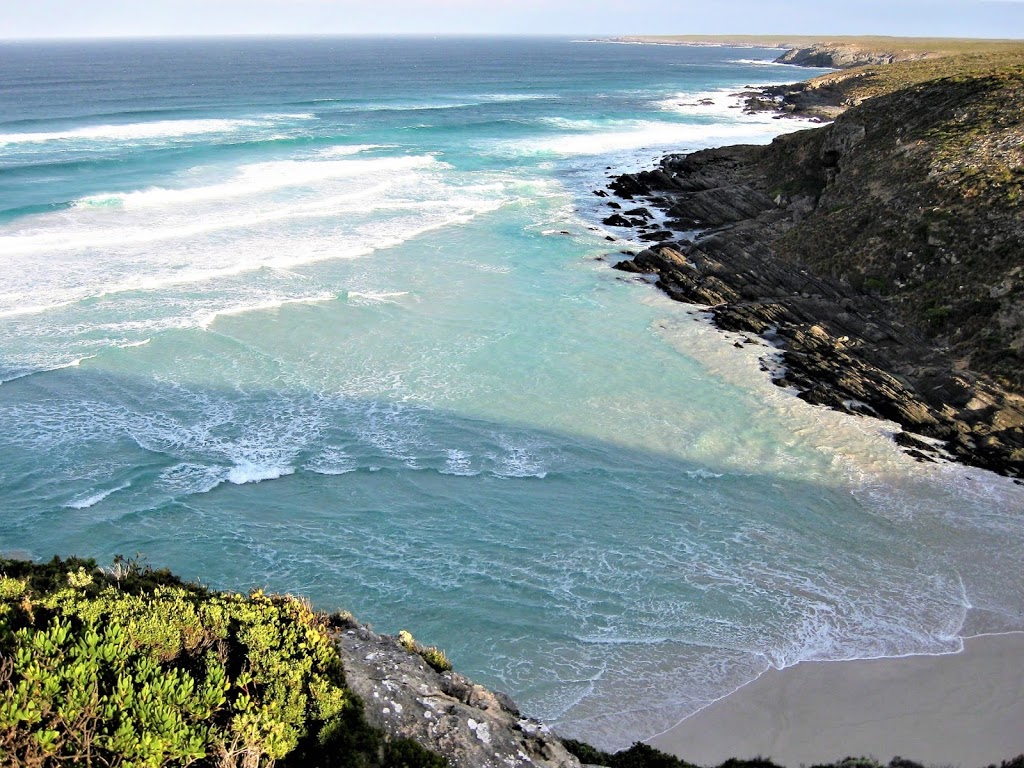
left=491, top=436, right=549, bottom=479
left=317, top=144, right=391, bottom=157
left=0, top=151, right=510, bottom=339
left=3, top=184, right=396, bottom=258
left=727, top=58, right=804, bottom=67
left=116, top=338, right=152, bottom=348
left=654, top=86, right=822, bottom=126
left=346, top=291, right=410, bottom=305
left=686, top=468, right=725, bottom=480
left=576, top=635, right=673, bottom=646
left=156, top=463, right=225, bottom=496
left=259, top=112, right=317, bottom=121
left=65, top=482, right=131, bottom=509
left=0, top=298, right=78, bottom=319
left=0, top=118, right=262, bottom=146
left=73, top=155, right=440, bottom=212
left=200, top=293, right=337, bottom=329
left=305, top=447, right=358, bottom=476
left=54, top=355, right=96, bottom=370
left=227, top=462, right=295, bottom=485
left=494, top=105, right=816, bottom=158
left=315, top=94, right=554, bottom=113
left=442, top=449, right=479, bottom=476
left=475, top=93, right=559, bottom=102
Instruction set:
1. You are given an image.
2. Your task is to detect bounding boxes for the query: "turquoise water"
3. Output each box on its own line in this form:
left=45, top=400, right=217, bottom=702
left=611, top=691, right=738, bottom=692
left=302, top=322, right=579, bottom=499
left=2, top=37, right=1023, bottom=749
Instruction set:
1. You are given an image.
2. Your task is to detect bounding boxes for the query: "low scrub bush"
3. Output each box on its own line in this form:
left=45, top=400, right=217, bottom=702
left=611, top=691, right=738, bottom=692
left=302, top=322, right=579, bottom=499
left=0, top=557, right=444, bottom=768
left=397, top=631, right=452, bottom=674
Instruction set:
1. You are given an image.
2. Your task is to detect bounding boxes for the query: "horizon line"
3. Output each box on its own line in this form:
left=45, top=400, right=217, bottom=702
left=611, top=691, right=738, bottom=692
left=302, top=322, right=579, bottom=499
left=3, top=31, right=1023, bottom=43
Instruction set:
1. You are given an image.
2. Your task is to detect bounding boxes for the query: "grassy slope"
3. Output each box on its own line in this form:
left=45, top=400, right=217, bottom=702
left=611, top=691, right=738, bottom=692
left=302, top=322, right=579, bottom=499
left=786, top=46, right=1024, bottom=106
left=758, top=51, right=1024, bottom=390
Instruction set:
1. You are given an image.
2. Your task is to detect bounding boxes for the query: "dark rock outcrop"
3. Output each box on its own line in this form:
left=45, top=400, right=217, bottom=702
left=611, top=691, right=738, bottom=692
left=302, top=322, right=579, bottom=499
left=606, top=64, right=1024, bottom=478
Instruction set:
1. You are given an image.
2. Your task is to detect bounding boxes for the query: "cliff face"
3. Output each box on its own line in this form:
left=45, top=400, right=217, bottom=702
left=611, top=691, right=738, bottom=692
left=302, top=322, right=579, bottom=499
left=774, top=43, right=936, bottom=68
left=767, top=68, right=1024, bottom=391
left=608, top=55, right=1024, bottom=477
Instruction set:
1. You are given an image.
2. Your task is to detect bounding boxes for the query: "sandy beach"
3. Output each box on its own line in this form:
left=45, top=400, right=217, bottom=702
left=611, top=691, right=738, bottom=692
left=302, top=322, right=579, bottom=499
left=651, top=633, right=1024, bottom=767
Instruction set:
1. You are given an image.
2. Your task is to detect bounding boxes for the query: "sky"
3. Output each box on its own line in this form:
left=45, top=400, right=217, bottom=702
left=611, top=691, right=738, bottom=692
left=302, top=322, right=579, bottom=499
left=1, top=0, right=1023, bottom=39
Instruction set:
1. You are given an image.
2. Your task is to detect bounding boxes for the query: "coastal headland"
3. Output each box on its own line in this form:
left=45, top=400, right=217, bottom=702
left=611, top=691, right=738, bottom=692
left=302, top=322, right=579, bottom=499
left=605, top=39, right=1024, bottom=478
left=609, top=35, right=1024, bottom=68
left=4, top=557, right=1024, bottom=767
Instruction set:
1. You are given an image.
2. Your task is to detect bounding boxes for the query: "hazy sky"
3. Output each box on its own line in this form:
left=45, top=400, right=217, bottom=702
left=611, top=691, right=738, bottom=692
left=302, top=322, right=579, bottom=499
left=2, top=0, right=1023, bottom=39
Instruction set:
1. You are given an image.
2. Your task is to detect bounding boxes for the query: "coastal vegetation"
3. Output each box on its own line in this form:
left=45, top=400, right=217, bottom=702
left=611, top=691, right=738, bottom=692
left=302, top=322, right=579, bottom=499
left=397, top=630, right=453, bottom=674
left=0, top=556, right=444, bottom=768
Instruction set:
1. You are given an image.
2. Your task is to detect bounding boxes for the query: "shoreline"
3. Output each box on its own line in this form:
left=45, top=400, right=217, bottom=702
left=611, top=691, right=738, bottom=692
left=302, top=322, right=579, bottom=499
left=599, top=48, right=1024, bottom=480
left=648, top=632, right=1024, bottom=767
left=585, top=46, right=1024, bottom=761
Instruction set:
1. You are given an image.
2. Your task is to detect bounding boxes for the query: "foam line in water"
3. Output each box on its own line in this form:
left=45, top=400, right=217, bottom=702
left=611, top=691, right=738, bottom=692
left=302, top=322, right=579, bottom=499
left=727, top=58, right=812, bottom=67
left=474, top=93, right=559, bottom=102
left=73, top=155, right=441, bottom=211
left=304, top=447, right=358, bottom=476
left=346, top=291, right=411, bottom=305
left=64, top=482, right=131, bottom=510
left=496, top=120, right=793, bottom=157
left=156, top=463, right=226, bottom=496
left=492, top=96, right=819, bottom=158
left=653, top=85, right=821, bottom=123
left=1, top=160, right=508, bottom=266
left=0, top=193, right=503, bottom=333
left=3, top=184, right=398, bottom=256
left=0, top=118, right=262, bottom=146
left=200, top=293, right=338, bottom=328
left=317, top=144, right=392, bottom=157
left=53, top=355, right=97, bottom=370
left=309, top=94, right=555, bottom=112
left=0, top=298, right=79, bottom=319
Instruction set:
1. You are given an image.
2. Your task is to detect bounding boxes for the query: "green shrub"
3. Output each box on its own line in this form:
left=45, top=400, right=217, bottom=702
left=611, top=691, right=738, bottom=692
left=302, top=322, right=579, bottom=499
left=0, top=557, right=447, bottom=768
left=397, top=631, right=452, bottom=674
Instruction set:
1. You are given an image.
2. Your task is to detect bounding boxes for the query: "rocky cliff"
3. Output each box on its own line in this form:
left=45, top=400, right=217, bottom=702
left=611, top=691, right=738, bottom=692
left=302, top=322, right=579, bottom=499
left=773, top=42, right=936, bottom=68
left=333, top=620, right=583, bottom=768
left=607, top=51, right=1024, bottom=478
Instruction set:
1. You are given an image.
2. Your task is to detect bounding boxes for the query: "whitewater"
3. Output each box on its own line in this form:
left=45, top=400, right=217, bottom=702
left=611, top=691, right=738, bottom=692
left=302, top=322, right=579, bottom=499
left=1, top=37, right=1022, bottom=749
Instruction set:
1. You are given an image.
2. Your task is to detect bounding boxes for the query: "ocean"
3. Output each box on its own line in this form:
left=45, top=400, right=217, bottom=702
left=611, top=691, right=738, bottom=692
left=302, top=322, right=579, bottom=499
left=1, top=36, right=1022, bottom=749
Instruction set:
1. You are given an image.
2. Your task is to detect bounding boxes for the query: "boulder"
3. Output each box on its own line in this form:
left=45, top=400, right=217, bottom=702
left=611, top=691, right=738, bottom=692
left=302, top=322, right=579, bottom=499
left=334, top=624, right=582, bottom=768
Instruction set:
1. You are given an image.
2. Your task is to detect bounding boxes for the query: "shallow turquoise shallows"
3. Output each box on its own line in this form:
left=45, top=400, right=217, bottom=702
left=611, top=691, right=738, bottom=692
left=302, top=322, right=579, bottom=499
left=2, top=37, right=1022, bottom=749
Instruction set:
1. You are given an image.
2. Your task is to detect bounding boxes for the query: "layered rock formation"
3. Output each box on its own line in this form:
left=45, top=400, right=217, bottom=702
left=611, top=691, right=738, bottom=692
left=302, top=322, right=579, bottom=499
left=606, top=58, right=1024, bottom=478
